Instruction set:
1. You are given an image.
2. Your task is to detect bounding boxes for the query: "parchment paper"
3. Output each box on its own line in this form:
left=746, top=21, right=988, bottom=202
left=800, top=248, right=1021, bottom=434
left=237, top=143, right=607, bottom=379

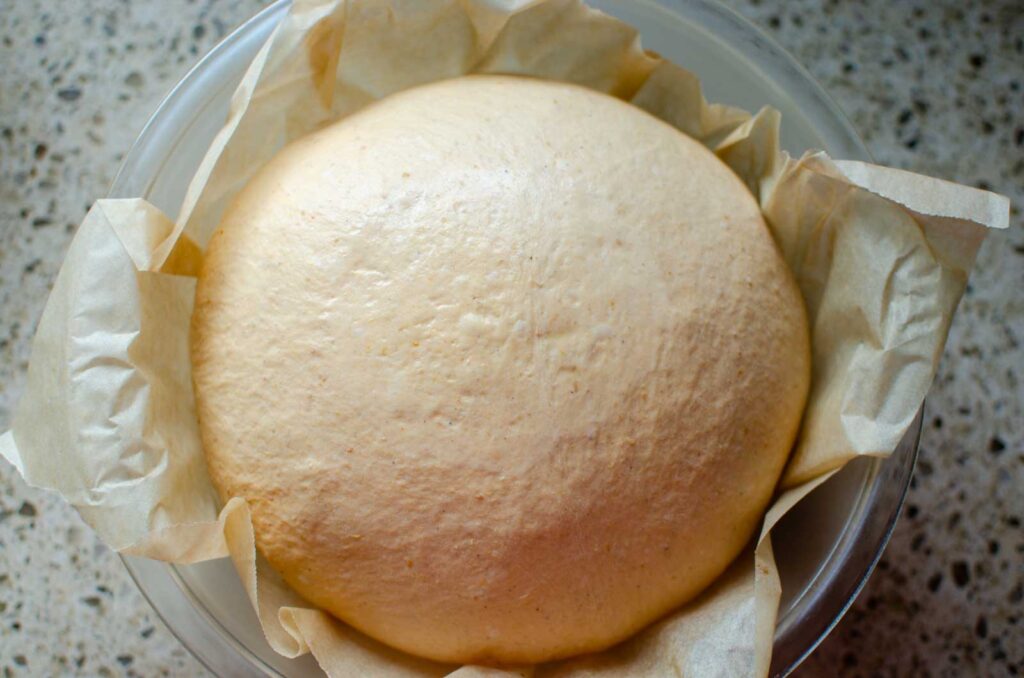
left=0, top=0, right=1009, bottom=676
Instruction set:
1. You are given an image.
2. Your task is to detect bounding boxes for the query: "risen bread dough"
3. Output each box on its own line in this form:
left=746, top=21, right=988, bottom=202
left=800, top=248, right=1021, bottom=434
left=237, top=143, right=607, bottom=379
left=191, top=75, right=810, bottom=665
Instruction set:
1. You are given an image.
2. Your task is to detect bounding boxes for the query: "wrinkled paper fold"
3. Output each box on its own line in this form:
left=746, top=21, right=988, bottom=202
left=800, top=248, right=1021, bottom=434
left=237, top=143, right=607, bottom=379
left=1, top=0, right=1008, bottom=676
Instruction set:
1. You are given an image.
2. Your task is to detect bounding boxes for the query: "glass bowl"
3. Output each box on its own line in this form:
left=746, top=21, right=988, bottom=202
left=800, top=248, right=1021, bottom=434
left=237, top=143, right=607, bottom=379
left=112, top=1, right=920, bottom=675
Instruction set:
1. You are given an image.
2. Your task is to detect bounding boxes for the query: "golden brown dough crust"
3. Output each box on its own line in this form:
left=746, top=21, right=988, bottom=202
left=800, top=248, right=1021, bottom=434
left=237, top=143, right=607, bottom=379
left=191, top=75, right=810, bottom=665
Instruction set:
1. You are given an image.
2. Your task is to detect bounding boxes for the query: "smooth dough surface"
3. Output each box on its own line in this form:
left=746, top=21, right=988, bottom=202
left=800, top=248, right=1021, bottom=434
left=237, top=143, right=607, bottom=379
left=191, top=75, right=810, bottom=665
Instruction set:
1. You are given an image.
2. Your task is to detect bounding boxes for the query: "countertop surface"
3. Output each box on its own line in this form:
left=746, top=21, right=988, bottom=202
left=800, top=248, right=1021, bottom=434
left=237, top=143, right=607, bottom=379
left=0, top=0, right=1020, bottom=676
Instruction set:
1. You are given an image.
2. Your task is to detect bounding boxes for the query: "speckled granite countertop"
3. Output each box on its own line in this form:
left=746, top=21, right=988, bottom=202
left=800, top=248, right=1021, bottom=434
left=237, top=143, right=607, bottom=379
left=0, top=1, right=1020, bottom=676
